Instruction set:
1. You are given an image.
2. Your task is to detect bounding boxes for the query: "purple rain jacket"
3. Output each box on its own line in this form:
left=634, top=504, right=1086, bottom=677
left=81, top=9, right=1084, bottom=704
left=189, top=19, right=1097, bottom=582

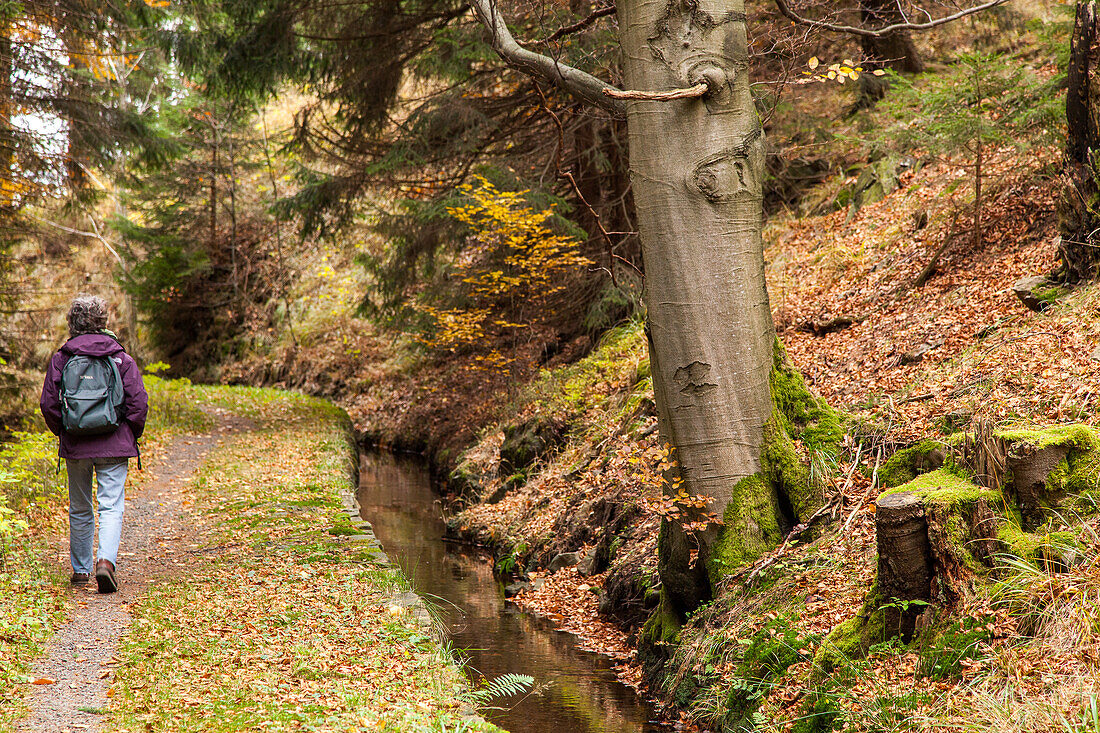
left=39, top=333, right=149, bottom=459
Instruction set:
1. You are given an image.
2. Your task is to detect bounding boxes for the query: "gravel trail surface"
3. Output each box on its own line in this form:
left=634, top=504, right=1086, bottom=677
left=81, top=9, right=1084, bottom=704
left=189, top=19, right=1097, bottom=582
left=17, top=411, right=247, bottom=733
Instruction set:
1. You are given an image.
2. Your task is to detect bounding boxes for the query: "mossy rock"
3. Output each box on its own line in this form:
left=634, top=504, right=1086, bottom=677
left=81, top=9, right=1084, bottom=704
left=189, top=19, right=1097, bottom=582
left=499, top=416, right=565, bottom=474
left=879, top=440, right=947, bottom=488
left=844, top=155, right=904, bottom=221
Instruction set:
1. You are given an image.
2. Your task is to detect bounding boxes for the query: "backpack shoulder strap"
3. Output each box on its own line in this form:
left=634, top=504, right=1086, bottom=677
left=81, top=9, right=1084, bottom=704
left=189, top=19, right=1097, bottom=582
left=108, top=356, right=124, bottom=407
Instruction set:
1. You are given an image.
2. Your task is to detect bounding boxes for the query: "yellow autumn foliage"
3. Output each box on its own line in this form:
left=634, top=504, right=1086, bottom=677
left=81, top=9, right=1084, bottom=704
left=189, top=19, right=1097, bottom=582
left=414, top=176, right=592, bottom=362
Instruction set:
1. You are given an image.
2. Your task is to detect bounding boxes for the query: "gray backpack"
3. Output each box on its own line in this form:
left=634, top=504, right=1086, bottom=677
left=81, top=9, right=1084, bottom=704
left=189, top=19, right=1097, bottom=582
left=60, top=354, right=124, bottom=436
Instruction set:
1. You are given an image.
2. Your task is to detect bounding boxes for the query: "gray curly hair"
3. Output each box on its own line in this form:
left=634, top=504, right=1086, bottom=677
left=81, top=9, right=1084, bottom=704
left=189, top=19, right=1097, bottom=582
left=66, top=294, right=109, bottom=337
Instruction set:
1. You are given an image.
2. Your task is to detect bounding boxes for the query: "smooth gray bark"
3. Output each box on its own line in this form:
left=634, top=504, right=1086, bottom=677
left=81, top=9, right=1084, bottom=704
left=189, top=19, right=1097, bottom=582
left=619, top=0, right=776, bottom=575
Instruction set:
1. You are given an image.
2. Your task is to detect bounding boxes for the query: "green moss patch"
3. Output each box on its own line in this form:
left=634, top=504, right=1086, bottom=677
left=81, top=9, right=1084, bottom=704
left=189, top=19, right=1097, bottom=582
left=996, top=521, right=1079, bottom=564
left=882, top=469, right=997, bottom=505
left=709, top=341, right=845, bottom=581
left=995, top=423, right=1099, bottom=452
left=710, top=474, right=786, bottom=574
left=770, top=340, right=845, bottom=453
left=879, top=440, right=946, bottom=488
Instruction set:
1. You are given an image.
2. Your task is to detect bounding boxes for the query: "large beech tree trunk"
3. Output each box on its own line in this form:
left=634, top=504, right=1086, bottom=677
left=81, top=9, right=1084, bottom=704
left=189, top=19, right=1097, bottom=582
left=617, top=0, right=781, bottom=612
left=472, top=0, right=820, bottom=616
left=1059, top=1, right=1100, bottom=282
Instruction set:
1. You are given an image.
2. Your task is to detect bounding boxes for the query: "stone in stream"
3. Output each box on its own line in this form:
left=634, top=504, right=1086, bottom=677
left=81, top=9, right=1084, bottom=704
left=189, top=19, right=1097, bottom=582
left=547, top=551, right=582, bottom=573
left=503, top=580, right=531, bottom=597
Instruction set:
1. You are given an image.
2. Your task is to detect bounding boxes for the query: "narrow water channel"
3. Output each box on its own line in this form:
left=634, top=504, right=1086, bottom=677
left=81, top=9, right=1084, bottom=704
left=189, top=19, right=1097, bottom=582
left=357, top=452, right=667, bottom=733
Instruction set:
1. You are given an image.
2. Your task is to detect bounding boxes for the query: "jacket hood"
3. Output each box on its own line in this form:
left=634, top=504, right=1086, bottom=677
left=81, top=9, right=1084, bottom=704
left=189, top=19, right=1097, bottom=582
left=60, top=333, right=125, bottom=358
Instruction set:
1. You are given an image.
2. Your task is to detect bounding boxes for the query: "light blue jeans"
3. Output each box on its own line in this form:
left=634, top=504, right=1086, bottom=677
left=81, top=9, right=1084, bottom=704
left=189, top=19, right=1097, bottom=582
left=66, top=458, right=128, bottom=574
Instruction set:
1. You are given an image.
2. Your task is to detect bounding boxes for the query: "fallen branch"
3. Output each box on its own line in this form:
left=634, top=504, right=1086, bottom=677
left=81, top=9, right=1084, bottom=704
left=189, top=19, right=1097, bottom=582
left=913, top=212, right=961, bottom=288
left=796, top=314, right=865, bottom=336
left=841, top=446, right=882, bottom=535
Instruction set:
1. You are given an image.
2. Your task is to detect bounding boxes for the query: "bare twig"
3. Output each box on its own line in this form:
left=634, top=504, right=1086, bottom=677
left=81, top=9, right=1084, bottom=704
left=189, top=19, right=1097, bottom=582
left=741, top=499, right=838, bottom=587
left=27, top=213, right=124, bottom=267
left=536, top=4, right=616, bottom=45
left=770, top=0, right=1013, bottom=38
left=841, top=446, right=881, bottom=535
left=535, top=84, right=642, bottom=285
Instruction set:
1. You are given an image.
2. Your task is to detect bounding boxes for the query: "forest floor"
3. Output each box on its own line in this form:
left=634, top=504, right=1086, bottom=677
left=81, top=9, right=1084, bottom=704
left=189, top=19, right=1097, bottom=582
left=5, top=384, right=501, bottom=733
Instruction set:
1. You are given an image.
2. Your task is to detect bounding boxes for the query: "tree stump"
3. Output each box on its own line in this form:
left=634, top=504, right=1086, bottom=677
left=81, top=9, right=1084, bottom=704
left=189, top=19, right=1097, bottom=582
left=1008, top=445, right=1071, bottom=530
left=875, top=492, right=934, bottom=642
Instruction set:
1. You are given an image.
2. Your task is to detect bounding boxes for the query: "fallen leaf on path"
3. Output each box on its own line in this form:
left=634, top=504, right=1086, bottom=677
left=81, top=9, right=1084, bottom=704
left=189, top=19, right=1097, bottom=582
left=30, top=677, right=56, bottom=685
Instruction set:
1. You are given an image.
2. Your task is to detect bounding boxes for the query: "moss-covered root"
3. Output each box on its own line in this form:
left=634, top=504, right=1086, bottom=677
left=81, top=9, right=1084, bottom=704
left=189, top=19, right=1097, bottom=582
left=708, top=341, right=845, bottom=583
left=638, top=593, right=682, bottom=677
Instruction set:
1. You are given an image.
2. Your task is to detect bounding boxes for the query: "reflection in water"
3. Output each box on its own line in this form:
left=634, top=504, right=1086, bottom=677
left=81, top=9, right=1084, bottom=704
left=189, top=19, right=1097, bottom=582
left=357, top=452, right=667, bottom=733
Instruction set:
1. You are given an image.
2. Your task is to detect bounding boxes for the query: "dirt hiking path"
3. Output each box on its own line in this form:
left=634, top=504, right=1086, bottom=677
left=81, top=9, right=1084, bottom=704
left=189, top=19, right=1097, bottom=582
left=17, top=411, right=248, bottom=733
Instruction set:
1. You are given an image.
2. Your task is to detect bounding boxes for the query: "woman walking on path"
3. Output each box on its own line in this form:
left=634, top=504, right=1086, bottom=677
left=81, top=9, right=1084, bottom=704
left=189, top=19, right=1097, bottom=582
left=39, top=295, right=148, bottom=594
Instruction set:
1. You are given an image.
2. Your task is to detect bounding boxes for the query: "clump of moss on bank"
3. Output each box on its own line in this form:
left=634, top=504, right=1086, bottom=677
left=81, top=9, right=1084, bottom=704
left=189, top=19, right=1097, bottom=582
left=879, top=440, right=947, bottom=488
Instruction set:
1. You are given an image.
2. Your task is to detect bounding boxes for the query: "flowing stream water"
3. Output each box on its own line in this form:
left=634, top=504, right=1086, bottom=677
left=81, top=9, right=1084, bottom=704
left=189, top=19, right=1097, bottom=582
left=357, top=451, right=668, bottom=733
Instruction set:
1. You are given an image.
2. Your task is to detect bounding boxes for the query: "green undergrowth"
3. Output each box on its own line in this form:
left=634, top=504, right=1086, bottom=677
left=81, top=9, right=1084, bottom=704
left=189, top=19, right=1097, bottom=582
left=525, top=317, right=648, bottom=422
left=0, top=430, right=74, bottom=727
left=106, top=386, right=501, bottom=733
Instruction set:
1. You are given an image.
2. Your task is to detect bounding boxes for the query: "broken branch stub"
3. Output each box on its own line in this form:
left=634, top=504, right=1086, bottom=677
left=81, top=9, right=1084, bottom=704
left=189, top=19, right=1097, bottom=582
left=603, top=83, right=710, bottom=101
left=875, top=491, right=934, bottom=642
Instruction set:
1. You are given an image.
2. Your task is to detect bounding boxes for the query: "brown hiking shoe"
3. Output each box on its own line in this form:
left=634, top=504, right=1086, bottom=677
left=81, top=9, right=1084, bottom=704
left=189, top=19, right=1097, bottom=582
left=70, top=572, right=90, bottom=586
left=95, top=559, right=117, bottom=594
